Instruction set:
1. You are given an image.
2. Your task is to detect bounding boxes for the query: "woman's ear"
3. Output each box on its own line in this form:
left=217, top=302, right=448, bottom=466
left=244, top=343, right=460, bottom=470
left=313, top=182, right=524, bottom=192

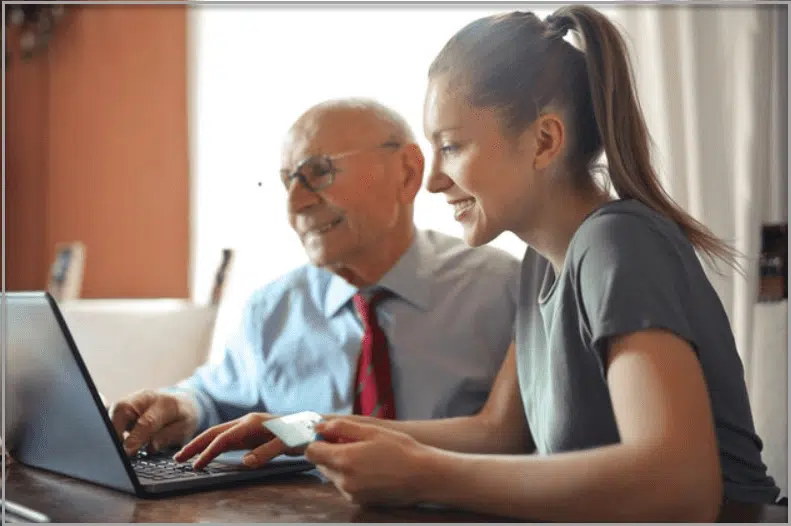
left=398, top=143, right=425, bottom=203
left=532, top=113, right=566, bottom=171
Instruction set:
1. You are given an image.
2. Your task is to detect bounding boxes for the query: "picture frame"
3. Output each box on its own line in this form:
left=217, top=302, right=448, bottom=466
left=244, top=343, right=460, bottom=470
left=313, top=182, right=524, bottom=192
left=47, top=241, right=86, bottom=303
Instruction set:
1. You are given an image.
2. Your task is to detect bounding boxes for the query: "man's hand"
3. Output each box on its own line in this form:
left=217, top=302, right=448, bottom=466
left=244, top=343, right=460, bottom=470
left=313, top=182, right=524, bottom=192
left=108, top=389, right=200, bottom=456
left=174, top=413, right=298, bottom=470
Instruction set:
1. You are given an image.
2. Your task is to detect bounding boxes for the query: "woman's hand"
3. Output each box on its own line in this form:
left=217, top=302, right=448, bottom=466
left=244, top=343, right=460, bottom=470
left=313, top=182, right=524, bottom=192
left=305, top=418, right=436, bottom=507
left=173, top=412, right=301, bottom=469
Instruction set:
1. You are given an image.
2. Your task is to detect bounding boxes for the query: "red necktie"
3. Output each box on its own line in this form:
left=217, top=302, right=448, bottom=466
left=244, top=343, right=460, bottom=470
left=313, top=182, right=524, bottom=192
left=352, top=291, right=396, bottom=419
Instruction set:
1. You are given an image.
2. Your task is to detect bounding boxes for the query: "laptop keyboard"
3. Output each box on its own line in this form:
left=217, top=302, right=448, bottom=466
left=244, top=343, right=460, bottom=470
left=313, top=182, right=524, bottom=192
left=131, top=449, right=241, bottom=481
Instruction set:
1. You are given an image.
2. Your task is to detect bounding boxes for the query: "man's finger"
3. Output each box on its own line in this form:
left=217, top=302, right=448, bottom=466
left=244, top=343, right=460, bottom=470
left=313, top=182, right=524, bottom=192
left=109, top=390, right=161, bottom=443
left=109, top=402, right=140, bottom=440
left=123, top=396, right=173, bottom=454
left=174, top=421, right=235, bottom=462
left=241, top=437, right=289, bottom=468
left=149, top=420, right=194, bottom=452
left=313, top=418, right=378, bottom=443
left=123, top=413, right=160, bottom=454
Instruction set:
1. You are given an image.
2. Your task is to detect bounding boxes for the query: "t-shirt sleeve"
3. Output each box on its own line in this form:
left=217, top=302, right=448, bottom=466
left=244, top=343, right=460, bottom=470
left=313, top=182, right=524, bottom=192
left=570, top=213, right=697, bottom=369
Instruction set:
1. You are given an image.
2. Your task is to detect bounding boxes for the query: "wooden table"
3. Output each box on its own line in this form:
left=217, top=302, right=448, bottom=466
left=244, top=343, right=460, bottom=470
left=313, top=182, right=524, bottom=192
left=5, top=464, right=788, bottom=522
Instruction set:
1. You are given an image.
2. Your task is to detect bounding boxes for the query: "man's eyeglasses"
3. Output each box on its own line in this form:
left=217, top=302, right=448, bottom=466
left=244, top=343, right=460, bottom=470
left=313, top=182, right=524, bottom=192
left=270, top=141, right=401, bottom=193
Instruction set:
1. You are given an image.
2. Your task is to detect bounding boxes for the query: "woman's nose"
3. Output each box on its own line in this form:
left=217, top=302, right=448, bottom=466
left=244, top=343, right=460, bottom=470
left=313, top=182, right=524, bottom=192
left=425, top=162, right=453, bottom=194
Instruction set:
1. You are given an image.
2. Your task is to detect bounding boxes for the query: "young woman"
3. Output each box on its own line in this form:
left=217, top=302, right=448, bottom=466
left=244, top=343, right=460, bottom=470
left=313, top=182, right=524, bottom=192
left=175, top=6, right=780, bottom=521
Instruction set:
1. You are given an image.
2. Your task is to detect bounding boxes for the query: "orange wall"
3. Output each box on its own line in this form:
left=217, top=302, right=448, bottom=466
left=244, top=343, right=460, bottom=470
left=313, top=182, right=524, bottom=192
left=5, top=5, right=189, bottom=298
left=5, top=25, right=50, bottom=292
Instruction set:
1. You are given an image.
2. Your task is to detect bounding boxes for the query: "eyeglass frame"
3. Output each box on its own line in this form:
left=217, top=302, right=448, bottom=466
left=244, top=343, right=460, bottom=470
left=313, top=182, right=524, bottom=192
left=274, top=140, right=402, bottom=193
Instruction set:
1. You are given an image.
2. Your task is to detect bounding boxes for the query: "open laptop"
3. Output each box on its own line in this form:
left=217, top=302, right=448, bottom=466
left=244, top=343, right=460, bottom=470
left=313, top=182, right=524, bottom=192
left=4, top=291, right=315, bottom=497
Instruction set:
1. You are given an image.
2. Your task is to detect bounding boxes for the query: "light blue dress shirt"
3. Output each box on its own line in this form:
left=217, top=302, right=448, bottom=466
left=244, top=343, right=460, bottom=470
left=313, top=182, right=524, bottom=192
left=175, top=229, right=521, bottom=433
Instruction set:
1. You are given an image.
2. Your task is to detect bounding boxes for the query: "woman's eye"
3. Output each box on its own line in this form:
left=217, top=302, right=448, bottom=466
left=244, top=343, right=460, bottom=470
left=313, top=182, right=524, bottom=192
left=439, top=144, right=458, bottom=155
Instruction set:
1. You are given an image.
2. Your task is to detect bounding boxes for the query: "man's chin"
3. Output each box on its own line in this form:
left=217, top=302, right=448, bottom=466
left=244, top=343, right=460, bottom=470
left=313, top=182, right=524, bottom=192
left=306, top=253, right=357, bottom=282
left=305, top=249, right=337, bottom=269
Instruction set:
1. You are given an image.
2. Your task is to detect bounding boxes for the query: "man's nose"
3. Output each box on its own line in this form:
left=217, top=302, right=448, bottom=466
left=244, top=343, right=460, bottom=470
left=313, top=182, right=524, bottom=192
left=286, top=177, right=322, bottom=213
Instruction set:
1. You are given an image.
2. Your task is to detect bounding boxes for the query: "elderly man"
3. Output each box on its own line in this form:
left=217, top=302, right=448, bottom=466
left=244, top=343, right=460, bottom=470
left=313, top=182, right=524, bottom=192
left=109, top=98, right=520, bottom=460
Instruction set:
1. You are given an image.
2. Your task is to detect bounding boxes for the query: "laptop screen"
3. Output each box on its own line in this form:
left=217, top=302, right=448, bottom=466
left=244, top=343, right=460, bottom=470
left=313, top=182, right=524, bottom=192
left=5, top=292, right=138, bottom=493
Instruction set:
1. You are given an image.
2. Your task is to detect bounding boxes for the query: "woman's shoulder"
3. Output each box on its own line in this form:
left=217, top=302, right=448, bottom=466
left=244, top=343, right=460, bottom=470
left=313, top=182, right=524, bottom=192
left=565, top=199, right=706, bottom=287
left=571, top=199, right=691, bottom=256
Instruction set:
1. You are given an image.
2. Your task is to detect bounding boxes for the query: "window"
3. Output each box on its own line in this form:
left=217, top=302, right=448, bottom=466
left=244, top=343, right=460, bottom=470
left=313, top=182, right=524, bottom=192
left=189, top=5, right=616, bottom=308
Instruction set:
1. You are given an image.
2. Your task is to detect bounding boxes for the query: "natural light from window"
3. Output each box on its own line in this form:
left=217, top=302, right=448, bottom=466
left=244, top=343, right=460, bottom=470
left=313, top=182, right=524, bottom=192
left=189, top=5, right=617, bottom=344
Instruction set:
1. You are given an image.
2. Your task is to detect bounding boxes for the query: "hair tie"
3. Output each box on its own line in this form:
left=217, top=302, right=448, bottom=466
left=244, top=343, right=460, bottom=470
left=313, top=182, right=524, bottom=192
left=545, top=14, right=573, bottom=39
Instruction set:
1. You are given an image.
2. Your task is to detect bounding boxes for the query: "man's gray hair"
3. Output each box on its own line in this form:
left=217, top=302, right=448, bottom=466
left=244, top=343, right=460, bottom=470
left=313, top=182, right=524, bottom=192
left=310, top=97, right=417, bottom=144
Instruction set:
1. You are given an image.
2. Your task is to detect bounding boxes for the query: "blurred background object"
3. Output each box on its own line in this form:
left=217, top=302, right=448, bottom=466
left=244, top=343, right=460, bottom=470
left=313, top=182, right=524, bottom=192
left=48, top=241, right=86, bottom=303
left=5, top=2, right=67, bottom=64
left=210, top=249, right=234, bottom=306
left=758, top=224, right=787, bottom=303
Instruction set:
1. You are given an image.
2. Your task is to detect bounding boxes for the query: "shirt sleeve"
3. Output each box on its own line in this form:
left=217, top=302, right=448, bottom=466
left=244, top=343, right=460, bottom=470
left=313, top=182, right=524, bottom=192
left=163, top=292, right=268, bottom=434
left=571, top=212, right=697, bottom=370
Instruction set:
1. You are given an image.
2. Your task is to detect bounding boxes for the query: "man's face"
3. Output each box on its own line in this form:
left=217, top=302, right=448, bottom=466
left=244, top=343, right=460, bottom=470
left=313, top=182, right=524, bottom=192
left=281, top=110, right=409, bottom=269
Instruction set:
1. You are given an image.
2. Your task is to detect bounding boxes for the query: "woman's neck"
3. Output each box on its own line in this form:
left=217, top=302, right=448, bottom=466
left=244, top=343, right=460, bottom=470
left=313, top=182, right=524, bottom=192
left=519, top=183, right=613, bottom=274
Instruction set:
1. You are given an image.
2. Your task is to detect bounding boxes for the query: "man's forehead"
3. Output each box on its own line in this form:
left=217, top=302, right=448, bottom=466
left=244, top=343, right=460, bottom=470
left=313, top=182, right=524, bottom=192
left=281, top=109, right=388, bottom=166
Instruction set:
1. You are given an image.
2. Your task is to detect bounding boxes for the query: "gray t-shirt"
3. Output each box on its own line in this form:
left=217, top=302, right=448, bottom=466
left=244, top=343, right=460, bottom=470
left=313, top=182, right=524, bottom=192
left=515, top=199, right=780, bottom=504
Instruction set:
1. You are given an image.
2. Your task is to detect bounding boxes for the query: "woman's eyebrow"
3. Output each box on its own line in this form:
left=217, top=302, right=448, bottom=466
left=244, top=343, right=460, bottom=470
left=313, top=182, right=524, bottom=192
left=430, top=126, right=463, bottom=140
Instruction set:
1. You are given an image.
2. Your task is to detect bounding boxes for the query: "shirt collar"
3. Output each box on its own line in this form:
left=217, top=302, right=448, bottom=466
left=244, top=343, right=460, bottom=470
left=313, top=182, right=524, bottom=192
left=323, top=229, right=433, bottom=317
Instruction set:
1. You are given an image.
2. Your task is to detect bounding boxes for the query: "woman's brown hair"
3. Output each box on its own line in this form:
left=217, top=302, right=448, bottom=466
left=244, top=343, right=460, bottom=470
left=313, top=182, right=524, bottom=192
left=428, top=6, right=739, bottom=270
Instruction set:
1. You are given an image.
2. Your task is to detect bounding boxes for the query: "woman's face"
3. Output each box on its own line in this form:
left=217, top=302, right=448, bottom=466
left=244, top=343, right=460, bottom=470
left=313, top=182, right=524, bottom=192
left=423, top=75, right=552, bottom=247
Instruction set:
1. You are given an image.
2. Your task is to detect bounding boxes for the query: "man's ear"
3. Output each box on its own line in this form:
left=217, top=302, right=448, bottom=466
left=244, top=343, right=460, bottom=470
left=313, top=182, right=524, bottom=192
left=531, top=113, right=566, bottom=171
left=398, top=143, right=425, bottom=203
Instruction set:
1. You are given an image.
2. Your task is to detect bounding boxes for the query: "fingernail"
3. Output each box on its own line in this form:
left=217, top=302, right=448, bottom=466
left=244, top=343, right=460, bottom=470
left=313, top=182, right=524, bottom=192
left=242, top=454, right=256, bottom=466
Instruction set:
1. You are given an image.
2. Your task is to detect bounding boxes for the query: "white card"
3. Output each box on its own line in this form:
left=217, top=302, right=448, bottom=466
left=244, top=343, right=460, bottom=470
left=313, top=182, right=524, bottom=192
left=263, top=411, right=324, bottom=448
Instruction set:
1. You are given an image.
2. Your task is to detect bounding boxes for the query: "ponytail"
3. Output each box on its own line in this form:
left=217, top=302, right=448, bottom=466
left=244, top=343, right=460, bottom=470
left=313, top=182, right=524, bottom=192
left=429, top=5, right=740, bottom=272
left=550, top=5, right=741, bottom=272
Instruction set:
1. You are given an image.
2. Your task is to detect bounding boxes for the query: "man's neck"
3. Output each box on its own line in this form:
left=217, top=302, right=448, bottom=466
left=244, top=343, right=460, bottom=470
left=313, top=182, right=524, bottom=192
left=331, top=226, right=416, bottom=289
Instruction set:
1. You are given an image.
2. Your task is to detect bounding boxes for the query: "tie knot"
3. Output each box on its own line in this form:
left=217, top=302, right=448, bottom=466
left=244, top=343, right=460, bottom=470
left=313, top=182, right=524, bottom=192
left=353, top=289, right=389, bottom=326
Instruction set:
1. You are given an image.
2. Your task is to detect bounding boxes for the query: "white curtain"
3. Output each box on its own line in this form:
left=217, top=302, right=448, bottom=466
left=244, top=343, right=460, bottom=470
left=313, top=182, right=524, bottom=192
left=615, top=5, right=788, bottom=495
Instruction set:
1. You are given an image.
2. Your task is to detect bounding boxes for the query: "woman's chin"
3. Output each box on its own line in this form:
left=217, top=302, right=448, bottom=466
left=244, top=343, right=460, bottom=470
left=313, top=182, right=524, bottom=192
left=462, top=223, right=497, bottom=248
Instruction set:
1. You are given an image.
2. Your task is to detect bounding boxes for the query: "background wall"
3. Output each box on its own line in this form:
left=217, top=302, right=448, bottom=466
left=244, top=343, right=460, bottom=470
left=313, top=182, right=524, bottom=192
left=5, top=24, right=50, bottom=293
left=4, top=5, right=189, bottom=298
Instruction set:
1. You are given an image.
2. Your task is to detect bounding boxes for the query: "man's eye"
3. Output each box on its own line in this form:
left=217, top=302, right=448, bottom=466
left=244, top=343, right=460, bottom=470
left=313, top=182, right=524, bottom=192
left=310, top=166, right=333, bottom=177
left=306, top=159, right=334, bottom=179
left=439, top=144, right=458, bottom=154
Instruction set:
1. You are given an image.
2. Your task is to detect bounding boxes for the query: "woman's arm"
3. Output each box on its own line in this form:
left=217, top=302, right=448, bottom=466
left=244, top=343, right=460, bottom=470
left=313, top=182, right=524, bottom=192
left=176, top=341, right=532, bottom=468
left=309, top=330, right=723, bottom=522
left=334, top=341, right=533, bottom=454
